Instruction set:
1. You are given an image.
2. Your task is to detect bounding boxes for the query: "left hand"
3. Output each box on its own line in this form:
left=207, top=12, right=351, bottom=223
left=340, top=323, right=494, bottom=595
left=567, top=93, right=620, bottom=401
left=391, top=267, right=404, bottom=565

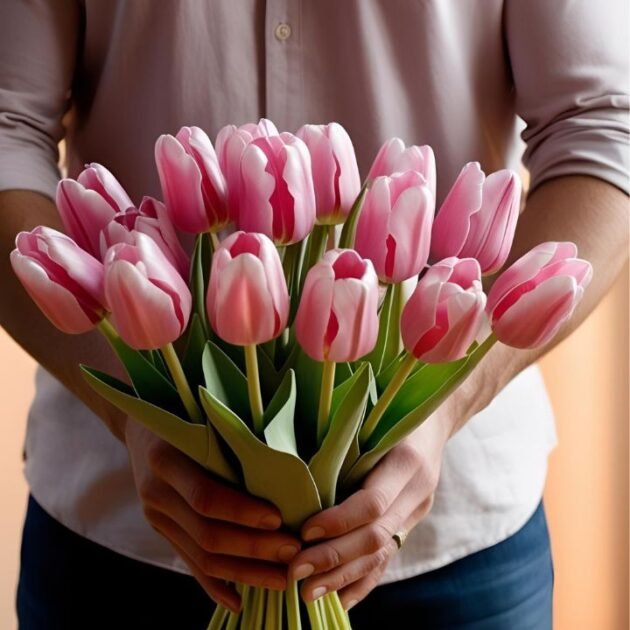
left=289, top=410, right=452, bottom=610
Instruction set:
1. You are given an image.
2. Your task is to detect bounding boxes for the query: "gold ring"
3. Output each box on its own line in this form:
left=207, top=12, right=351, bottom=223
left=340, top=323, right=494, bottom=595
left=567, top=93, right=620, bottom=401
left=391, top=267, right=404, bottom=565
left=392, top=530, right=407, bottom=550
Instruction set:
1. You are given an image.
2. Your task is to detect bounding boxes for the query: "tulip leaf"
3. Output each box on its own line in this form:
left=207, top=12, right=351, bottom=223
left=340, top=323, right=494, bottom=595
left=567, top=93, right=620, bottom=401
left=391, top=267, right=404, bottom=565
left=338, top=183, right=368, bottom=249
left=342, top=336, right=497, bottom=489
left=190, top=233, right=212, bottom=338
left=202, top=341, right=250, bottom=423
left=81, top=366, right=237, bottom=482
left=257, top=345, right=283, bottom=402
left=308, top=363, right=372, bottom=507
left=199, top=373, right=322, bottom=530
left=263, top=370, right=298, bottom=448
left=182, top=313, right=208, bottom=394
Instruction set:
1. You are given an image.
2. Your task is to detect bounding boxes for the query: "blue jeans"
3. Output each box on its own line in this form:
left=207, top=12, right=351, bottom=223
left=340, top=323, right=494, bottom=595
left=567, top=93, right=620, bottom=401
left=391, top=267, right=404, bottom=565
left=17, top=497, right=553, bottom=629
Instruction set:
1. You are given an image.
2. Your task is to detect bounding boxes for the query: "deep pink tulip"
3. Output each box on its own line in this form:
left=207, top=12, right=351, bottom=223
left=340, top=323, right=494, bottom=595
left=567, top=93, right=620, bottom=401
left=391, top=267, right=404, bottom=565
left=367, top=138, right=436, bottom=201
left=11, top=227, right=106, bottom=334
left=430, top=163, right=521, bottom=274
left=215, top=118, right=279, bottom=222
left=104, top=233, right=192, bottom=349
left=99, top=196, right=189, bottom=277
left=354, top=172, right=434, bottom=283
left=401, top=257, right=486, bottom=362
left=295, top=249, right=379, bottom=362
left=155, top=126, right=228, bottom=234
left=56, top=163, right=133, bottom=258
left=486, top=242, right=592, bottom=349
left=207, top=231, right=289, bottom=346
left=238, top=133, right=316, bottom=245
left=296, top=123, right=361, bottom=224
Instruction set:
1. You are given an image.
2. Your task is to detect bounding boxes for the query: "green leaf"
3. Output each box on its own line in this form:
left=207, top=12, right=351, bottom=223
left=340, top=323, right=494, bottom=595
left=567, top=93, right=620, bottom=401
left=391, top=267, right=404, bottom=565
left=263, top=370, right=299, bottom=454
left=190, top=233, right=212, bottom=338
left=199, top=372, right=321, bottom=530
left=81, top=366, right=237, bottom=482
left=257, top=345, right=282, bottom=402
left=308, top=363, right=372, bottom=507
left=182, top=313, right=209, bottom=396
left=338, top=183, right=368, bottom=249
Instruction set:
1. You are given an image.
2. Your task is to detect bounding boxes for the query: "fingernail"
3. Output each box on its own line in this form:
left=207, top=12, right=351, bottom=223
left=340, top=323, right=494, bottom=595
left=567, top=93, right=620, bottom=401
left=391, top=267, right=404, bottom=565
left=303, top=526, right=326, bottom=541
left=259, top=514, right=282, bottom=529
left=292, top=562, right=315, bottom=580
left=277, top=544, right=300, bottom=563
left=345, top=599, right=358, bottom=610
left=311, top=586, right=327, bottom=600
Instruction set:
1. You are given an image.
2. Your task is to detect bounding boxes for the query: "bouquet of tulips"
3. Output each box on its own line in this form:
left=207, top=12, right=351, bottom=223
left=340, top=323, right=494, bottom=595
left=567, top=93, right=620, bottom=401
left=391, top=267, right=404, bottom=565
left=10, top=119, right=592, bottom=629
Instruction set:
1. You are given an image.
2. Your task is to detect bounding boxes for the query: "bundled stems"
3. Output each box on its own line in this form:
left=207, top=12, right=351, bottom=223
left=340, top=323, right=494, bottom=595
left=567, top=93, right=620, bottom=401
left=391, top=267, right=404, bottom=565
left=208, top=230, right=221, bottom=252
left=317, top=360, right=336, bottom=446
left=244, top=344, right=265, bottom=436
left=161, top=342, right=204, bottom=423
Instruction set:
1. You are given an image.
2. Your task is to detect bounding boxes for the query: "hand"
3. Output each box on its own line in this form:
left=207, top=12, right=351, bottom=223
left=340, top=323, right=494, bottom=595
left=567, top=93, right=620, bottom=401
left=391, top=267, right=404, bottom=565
left=125, top=421, right=302, bottom=612
left=288, top=412, right=451, bottom=610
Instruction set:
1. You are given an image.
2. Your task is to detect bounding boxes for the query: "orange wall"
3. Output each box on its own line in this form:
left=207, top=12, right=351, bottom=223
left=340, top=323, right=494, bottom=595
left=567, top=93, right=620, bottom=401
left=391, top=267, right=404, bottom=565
left=0, top=267, right=628, bottom=629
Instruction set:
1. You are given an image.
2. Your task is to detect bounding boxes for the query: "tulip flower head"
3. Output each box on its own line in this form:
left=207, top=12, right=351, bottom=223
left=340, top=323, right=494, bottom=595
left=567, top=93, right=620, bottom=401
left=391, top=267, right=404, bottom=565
left=367, top=138, right=436, bottom=200
left=401, top=257, right=486, bottom=362
left=296, top=122, right=361, bottom=224
left=215, top=118, right=279, bottom=221
left=355, top=171, right=434, bottom=283
left=238, top=133, right=316, bottom=245
left=295, top=249, right=379, bottom=362
left=155, top=126, right=228, bottom=234
left=11, top=227, right=106, bottom=334
left=104, top=233, right=192, bottom=349
left=99, top=196, right=189, bottom=277
left=486, top=242, right=592, bottom=349
left=207, top=231, right=289, bottom=346
left=56, top=163, right=134, bottom=258
left=430, top=163, right=521, bottom=274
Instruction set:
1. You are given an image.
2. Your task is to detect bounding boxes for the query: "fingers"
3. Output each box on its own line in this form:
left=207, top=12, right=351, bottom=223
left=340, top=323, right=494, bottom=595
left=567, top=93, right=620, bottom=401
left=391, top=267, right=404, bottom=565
left=152, top=484, right=301, bottom=564
left=147, top=440, right=282, bottom=529
left=338, top=564, right=389, bottom=611
left=149, top=510, right=289, bottom=591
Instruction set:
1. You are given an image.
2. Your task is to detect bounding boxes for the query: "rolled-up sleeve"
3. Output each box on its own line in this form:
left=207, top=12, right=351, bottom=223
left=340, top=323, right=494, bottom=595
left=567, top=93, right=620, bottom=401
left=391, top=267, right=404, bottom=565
left=505, top=0, right=630, bottom=195
left=0, top=0, right=80, bottom=200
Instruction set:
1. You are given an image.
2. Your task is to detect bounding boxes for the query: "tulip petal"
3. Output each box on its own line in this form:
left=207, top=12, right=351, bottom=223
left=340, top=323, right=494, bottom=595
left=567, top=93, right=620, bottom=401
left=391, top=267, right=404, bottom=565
left=78, top=163, right=134, bottom=212
left=239, top=143, right=276, bottom=237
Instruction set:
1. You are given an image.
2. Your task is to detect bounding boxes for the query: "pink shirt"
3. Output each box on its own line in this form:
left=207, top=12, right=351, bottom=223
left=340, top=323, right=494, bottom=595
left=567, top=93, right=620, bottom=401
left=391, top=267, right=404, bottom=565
left=1, top=0, right=628, bottom=581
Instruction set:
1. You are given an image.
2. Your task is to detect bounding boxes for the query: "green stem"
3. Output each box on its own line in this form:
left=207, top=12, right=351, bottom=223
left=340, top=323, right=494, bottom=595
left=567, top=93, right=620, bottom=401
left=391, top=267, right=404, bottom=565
left=286, top=580, right=302, bottom=630
left=327, top=592, right=351, bottom=629
left=240, top=586, right=253, bottom=629
left=225, top=609, right=240, bottom=630
left=381, top=282, right=403, bottom=369
left=244, top=344, right=265, bottom=436
left=317, top=360, right=336, bottom=446
left=207, top=604, right=228, bottom=630
left=305, top=600, right=324, bottom=630
left=265, top=588, right=282, bottom=629
left=299, top=224, right=328, bottom=292
left=208, top=230, right=221, bottom=252
left=252, top=587, right=265, bottom=629
left=160, top=342, right=203, bottom=423
left=338, top=183, right=368, bottom=249
left=359, top=352, right=416, bottom=448
left=97, top=317, right=119, bottom=343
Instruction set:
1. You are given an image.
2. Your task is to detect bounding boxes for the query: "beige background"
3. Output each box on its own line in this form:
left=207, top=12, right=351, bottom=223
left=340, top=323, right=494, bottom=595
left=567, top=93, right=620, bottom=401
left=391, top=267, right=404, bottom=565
left=0, top=265, right=628, bottom=629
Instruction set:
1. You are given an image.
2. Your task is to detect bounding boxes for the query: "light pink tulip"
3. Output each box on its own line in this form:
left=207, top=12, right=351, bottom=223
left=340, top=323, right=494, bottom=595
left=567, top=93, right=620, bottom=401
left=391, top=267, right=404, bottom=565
left=296, top=123, right=361, bottom=224
left=104, top=233, right=192, bottom=349
left=10, top=227, right=106, bottom=334
left=207, top=231, right=289, bottom=346
left=238, top=133, right=316, bottom=245
left=367, top=138, right=436, bottom=201
left=354, top=172, right=434, bottom=283
left=155, top=126, right=228, bottom=234
left=401, top=257, right=486, bottom=362
left=486, top=242, right=592, bottom=349
left=430, top=163, right=521, bottom=274
left=295, top=249, right=379, bottom=362
left=99, top=196, right=189, bottom=277
left=56, top=163, right=133, bottom=258
left=215, top=118, right=279, bottom=222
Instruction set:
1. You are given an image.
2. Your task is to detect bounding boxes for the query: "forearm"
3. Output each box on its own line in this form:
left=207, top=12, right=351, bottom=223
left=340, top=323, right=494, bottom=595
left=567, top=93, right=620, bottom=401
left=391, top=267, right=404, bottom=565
left=448, top=175, right=629, bottom=434
left=0, top=190, right=128, bottom=441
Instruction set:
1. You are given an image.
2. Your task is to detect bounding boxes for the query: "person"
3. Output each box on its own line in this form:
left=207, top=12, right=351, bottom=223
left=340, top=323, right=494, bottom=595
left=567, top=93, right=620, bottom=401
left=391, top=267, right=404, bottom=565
left=0, top=1, right=627, bottom=628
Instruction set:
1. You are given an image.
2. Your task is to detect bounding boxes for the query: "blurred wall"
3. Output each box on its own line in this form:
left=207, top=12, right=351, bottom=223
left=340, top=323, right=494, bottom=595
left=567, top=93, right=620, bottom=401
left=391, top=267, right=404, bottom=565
left=0, top=266, right=628, bottom=629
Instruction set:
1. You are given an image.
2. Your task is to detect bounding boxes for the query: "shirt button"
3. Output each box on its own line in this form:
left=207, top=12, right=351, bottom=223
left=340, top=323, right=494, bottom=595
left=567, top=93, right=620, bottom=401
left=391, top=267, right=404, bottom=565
left=274, top=23, right=292, bottom=41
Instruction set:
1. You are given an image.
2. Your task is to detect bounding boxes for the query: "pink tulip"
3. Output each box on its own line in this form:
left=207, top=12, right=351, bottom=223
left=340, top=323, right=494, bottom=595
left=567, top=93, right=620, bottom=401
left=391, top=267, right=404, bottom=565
left=486, top=242, right=592, bottom=349
left=99, top=196, right=189, bottom=277
left=207, top=231, right=289, bottom=346
left=354, top=172, right=434, bottom=283
left=401, top=257, right=486, bottom=362
left=367, top=138, right=436, bottom=201
left=215, top=118, right=279, bottom=221
left=104, top=233, right=192, bottom=349
left=56, top=163, right=134, bottom=258
left=295, top=249, right=379, bottom=362
left=10, top=227, right=106, bottom=334
left=430, top=163, right=521, bottom=274
left=155, top=126, right=228, bottom=234
left=296, top=123, right=361, bottom=224
left=238, top=133, right=316, bottom=245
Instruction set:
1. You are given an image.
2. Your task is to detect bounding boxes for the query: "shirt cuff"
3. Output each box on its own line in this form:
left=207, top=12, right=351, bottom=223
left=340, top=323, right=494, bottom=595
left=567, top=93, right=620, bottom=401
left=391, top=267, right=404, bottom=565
left=0, top=143, right=61, bottom=201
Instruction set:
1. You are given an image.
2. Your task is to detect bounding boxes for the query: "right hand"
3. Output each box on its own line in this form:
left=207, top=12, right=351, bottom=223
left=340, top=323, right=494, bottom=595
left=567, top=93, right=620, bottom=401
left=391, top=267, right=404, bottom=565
left=125, top=421, right=301, bottom=612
